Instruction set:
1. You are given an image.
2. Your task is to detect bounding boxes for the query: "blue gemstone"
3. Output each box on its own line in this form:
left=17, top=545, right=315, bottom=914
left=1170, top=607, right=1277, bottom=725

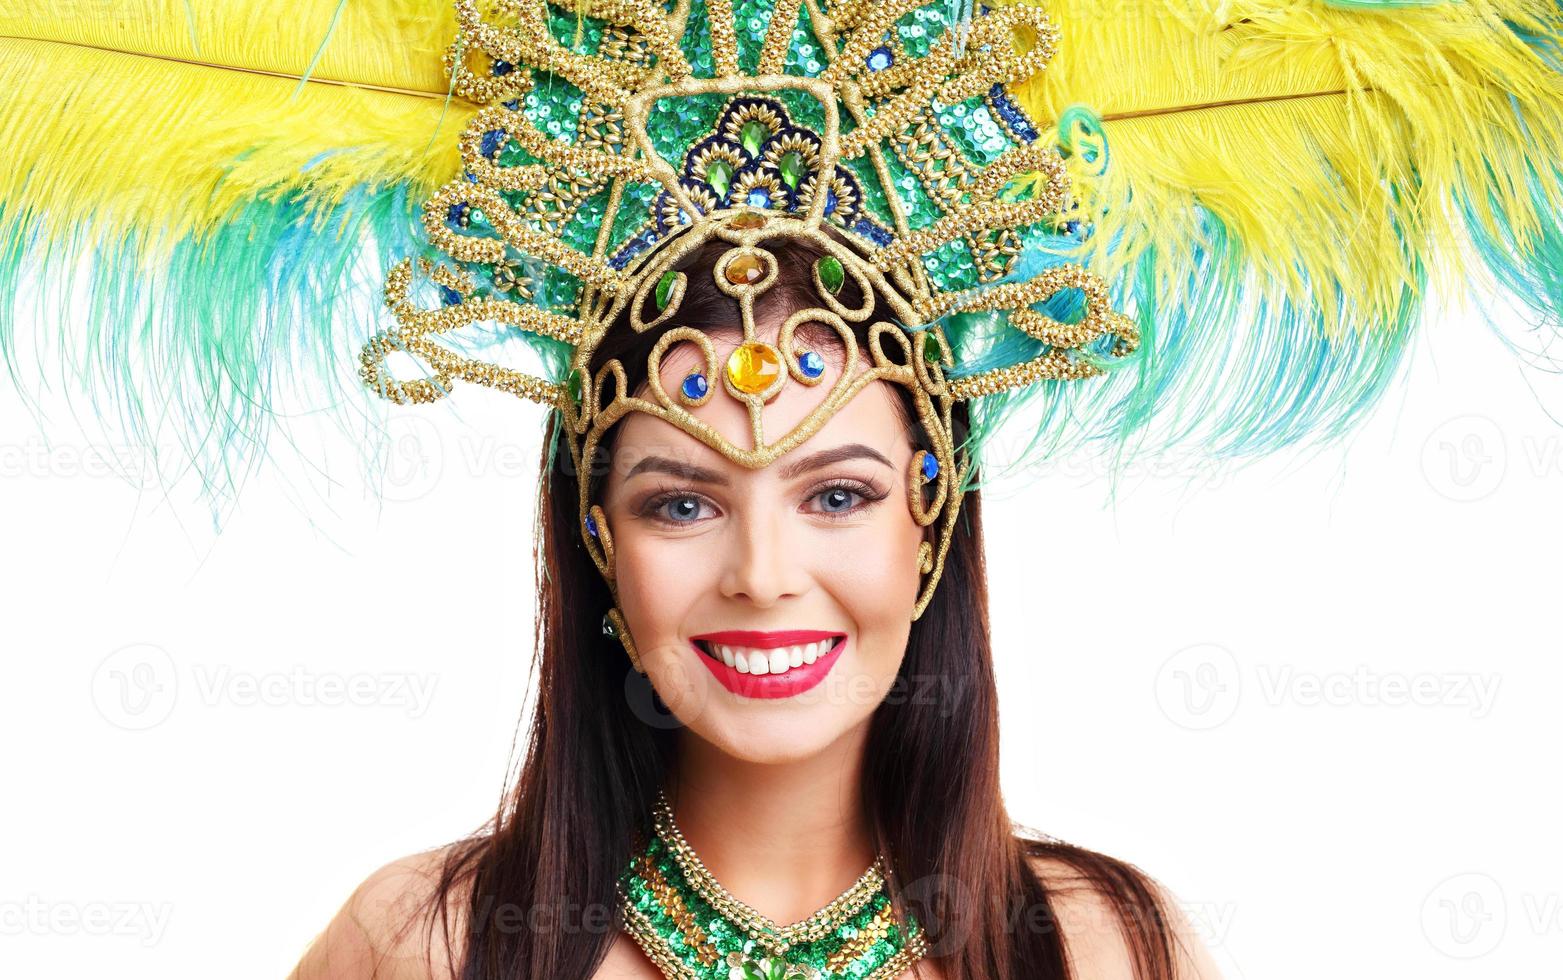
left=852, top=217, right=893, bottom=246
left=502, top=98, right=521, bottom=111
left=867, top=46, right=893, bottom=71
left=447, top=202, right=469, bottom=227
left=480, top=129, right=505, bottom=158
left=585, top=514, right=598, bottom=537
left=921, top=453, right=940, bottom=481
left=747, top=188, right=771, bottom=208
left=798, top=351, right=824, bottom=378
left=464, top=171, right=478, bottom=183
left=824, top=189, right=838, bottom=215
left=491, top=59, right=514, bottom=76
left=439, top=285, right=462, bottom=306
left=681, top=372, right=709, bottom=399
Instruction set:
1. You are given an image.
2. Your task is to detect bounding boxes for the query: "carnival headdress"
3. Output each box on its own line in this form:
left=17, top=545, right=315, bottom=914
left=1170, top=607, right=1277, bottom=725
left=5, top=0, right=1563, bottom=662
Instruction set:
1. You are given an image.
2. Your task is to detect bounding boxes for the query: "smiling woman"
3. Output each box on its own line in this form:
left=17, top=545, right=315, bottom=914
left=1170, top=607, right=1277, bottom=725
left=288, top=232, right=1221, bottom=980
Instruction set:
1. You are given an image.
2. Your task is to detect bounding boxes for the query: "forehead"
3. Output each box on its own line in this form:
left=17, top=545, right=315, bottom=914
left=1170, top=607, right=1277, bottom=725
left=609, top=321, right=911, bottom=474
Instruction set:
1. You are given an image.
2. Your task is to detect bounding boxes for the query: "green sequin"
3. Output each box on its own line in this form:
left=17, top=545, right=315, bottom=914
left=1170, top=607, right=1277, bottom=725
left=545, top=3, right=606, bottom=55
left=922, top=238, right=979, bottom=292
left=735, top=0, right=777, bottom=74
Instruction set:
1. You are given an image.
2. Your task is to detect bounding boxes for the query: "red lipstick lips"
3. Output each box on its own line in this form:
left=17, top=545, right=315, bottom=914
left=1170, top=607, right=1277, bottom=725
left=688, top=629, right=847, bottom=699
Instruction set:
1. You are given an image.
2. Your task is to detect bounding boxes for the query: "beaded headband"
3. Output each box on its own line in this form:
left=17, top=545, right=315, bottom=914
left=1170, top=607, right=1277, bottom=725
left=355, top=0, right=1139, bottom=667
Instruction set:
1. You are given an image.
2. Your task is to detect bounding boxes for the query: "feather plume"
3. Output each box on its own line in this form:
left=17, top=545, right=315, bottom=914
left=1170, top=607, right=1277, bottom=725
left=0, top=0, right=474, bottom=506
left=965, top=0, right=1563, bottom=484
left=2, top=0, right=1561, bottom=510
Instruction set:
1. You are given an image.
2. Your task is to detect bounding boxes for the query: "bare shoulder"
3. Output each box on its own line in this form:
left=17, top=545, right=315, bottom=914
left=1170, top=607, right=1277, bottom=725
left=1026, top=851, right=1224, bottom=980
left=288, top=844, right=472, bottom=980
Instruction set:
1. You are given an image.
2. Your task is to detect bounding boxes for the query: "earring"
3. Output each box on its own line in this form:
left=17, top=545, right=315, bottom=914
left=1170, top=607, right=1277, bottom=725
left=602, top=606, right=646, bottom=676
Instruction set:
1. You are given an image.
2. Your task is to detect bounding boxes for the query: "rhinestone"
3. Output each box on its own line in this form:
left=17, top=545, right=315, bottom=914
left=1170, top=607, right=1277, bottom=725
left=681, top=372, right=708, bottom=399
left=779, top=151, right=805, bottom=189
left=867, top=46, right=893, bottom=71
left=924, top=336, right=942, bottom=362
left=798, top=350, right=824, bottom=378
left=566, top=367, right=583, bottom=404
left=724, top=253, right=766, bottom=285
left=740, top=120, right=768, bottom=156
left=438, top=285, right=462, bottom=306
left=921, top=453, right=940, bottom=481
left=816, top=255, right=844, bottom=293
left=654, top=270, right=678, bottom=310
left=585, top=514, right=598, bottom=537
left=746, top=187, right=770, bottom=208
left=706, top=159, right=733, bottom=198
left=725, top=342, right=781, bottom=393
left=728, top=212, right=766, bottom=229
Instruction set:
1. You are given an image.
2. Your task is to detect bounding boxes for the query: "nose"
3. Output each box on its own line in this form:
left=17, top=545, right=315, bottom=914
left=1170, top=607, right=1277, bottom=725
left=717, top=504, right=809, bottom=608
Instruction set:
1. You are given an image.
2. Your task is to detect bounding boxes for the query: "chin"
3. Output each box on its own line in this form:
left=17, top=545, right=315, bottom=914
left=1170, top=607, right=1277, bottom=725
left=700, top=706, right=861, bottom=764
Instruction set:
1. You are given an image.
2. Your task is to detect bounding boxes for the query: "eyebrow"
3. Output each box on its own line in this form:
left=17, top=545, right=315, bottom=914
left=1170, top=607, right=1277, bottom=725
left=624, top=443, right=895, bottom=484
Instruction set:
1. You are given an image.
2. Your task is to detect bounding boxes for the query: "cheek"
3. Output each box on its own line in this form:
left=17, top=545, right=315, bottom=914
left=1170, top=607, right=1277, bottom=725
left=611, top=526, right=711, bottom=639
left=812, top=504, right=927, bottom=646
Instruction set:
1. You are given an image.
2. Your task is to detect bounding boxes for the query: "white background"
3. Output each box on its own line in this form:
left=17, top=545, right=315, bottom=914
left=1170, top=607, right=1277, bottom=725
left=1, top=296, right=1560, bottom=980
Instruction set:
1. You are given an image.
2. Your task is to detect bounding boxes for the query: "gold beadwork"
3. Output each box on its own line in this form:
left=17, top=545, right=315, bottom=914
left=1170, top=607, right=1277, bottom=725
left=650, top=789, right=896, bottom=951
left=358, top=0, right=1138, bottom=662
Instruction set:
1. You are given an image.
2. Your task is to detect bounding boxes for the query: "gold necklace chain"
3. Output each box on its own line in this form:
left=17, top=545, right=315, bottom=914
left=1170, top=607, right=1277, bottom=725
left=651, top=787, right=889, bottom=952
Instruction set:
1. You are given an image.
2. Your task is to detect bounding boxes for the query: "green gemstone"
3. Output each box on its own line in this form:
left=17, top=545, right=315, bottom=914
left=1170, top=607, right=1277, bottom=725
left=779, top=151, right=804, bottom=189
left=654, top=270, right=678, bottom=310
left=566, top=367, right=583, bottom=404
left=706, top=159, right=732, bottom=199
left=924, top=336, right=942, bottom=362
left=816, top=255, right=844, bottom=294
left=740, top=120, right=768, bottom=157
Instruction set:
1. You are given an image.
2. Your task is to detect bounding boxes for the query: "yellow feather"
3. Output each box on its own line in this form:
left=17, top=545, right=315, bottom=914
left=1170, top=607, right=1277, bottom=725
left=1002, top=0, right=1563, bottom=337
left=0, top=0, right=472, bottom=260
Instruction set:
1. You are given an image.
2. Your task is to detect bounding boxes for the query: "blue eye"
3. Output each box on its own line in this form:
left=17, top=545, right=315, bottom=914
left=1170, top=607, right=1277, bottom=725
left=816, top=487, right=860, bottom=513
left=657, top=495, right=705, bottom=523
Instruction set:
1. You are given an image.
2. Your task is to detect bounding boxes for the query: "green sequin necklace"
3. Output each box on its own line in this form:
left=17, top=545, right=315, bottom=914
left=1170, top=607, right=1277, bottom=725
left=617, top=789, right=927, bottom=980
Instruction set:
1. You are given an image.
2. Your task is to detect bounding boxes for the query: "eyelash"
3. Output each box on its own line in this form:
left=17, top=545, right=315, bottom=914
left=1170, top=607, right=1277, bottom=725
left=639, top=479, right=889, bottom=526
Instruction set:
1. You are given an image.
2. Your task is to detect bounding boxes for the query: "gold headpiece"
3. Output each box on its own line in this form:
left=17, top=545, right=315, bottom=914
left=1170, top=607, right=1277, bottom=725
left=356, top=0, right=1140, bottom=668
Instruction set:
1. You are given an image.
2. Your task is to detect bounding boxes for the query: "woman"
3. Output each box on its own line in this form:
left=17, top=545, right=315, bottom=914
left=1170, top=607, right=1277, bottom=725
left=2, top=0, right=1558, bottom=976
left=289, top=233, right=1223, bottom=980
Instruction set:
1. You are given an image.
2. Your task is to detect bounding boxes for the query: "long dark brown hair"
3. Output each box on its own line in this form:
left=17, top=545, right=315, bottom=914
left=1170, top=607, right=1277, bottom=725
left=402, top=230, right=1185, bottom=980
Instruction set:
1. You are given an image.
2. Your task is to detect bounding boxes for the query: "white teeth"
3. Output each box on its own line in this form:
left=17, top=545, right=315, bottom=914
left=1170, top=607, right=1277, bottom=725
left=701, top=639, right=840, bottom=676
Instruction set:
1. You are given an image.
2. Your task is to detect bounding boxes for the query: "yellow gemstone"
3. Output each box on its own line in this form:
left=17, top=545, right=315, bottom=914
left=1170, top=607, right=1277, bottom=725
left=725, top=342, right=781, bottom=394
left=724, top=253, right=766, bottom=285
left=728, top=212, right=766, bottom=229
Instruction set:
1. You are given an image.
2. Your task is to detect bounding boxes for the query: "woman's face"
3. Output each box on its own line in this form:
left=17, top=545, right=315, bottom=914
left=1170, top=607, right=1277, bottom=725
left=599, top=324, right=930, bottom=764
